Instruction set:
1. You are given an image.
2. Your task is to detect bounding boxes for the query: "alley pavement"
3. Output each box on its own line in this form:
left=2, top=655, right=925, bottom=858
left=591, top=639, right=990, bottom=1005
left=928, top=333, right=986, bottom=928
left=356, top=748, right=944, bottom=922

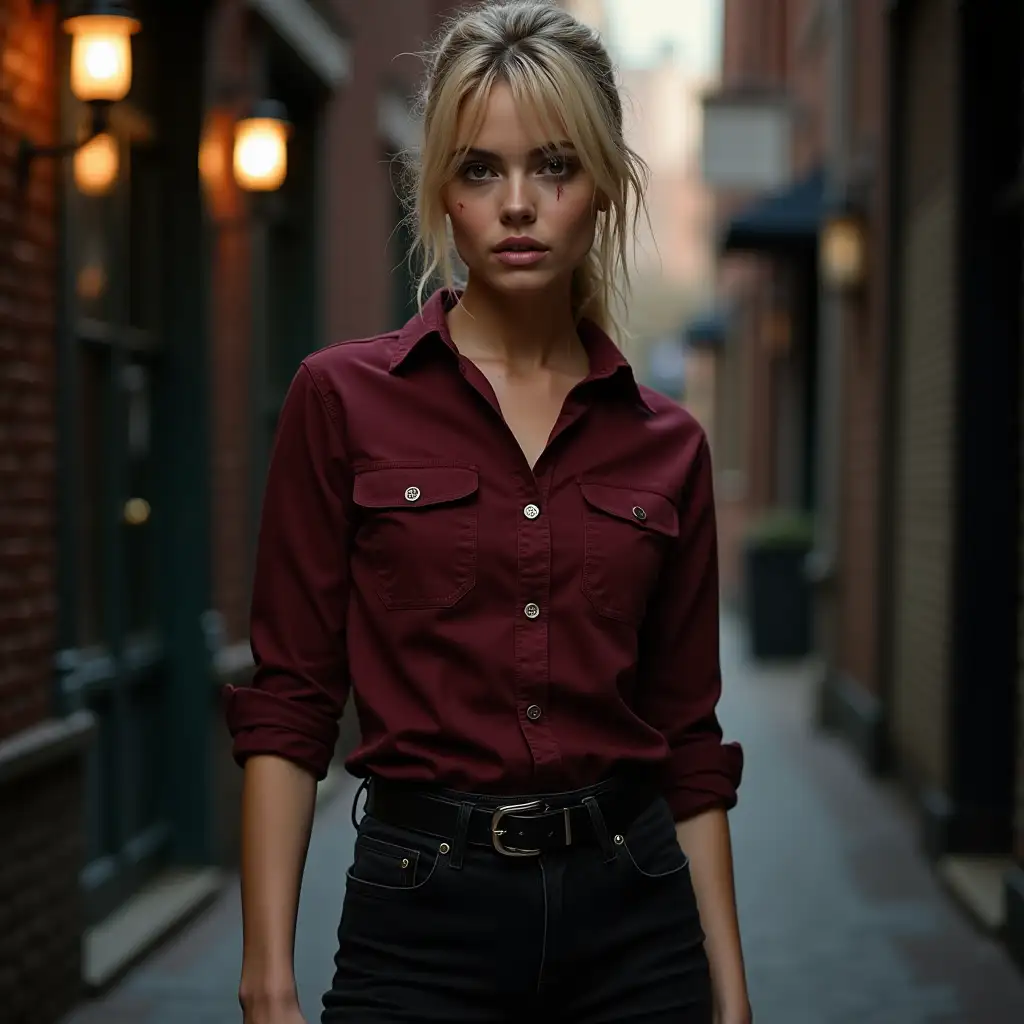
left=65, top=616, right=1024, bottom=1023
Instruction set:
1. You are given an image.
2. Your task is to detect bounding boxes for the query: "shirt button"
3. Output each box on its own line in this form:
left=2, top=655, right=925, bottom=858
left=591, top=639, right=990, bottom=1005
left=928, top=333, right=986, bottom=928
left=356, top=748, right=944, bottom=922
left=526, top=704, right=542, bottom=721
left=524, top=504, right=540, bottom=520
left=632, top=505, right=647, bottom=521
left=524, top=602, right=541, bottom=620
left=405, top=486, right=421, bottom=502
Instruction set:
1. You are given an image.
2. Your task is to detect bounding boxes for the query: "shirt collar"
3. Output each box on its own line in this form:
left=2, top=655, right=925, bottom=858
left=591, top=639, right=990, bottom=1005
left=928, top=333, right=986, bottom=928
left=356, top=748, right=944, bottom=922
left=389, top=288, right=654, bottom=413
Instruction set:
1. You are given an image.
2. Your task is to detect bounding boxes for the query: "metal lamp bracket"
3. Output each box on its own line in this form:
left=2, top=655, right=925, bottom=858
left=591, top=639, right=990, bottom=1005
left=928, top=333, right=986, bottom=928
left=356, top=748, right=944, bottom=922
left=17, top=100, right=112, bottom=191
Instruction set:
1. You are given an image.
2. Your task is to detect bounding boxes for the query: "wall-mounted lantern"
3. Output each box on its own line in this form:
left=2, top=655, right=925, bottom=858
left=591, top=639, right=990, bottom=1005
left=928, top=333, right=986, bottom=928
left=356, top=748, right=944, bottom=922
left=233, top=101, right=291, bottom=193
left=820, top=204, right=867, bottom=294
left=18, top=1, right=140, bottom=191
left=66, top=1, right=139, bottom=103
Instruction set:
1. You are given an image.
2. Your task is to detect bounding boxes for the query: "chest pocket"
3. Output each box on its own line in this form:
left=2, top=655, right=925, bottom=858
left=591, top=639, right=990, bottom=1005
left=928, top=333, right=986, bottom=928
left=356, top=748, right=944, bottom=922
left=579, top=481, right=679, bottom=626
left=353, top=465, right=479, bottom=610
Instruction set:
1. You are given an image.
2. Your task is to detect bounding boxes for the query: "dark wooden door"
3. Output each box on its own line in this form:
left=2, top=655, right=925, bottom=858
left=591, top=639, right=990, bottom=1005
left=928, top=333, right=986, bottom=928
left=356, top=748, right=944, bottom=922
left=59, top=128, right=171, bottom=923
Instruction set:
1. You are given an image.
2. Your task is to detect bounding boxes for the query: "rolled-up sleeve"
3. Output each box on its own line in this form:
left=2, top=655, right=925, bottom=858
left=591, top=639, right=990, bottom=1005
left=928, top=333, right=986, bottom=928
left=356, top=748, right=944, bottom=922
left=637, top=433, right=744, bottom=821
left=223, top=362, right=352, bottom=780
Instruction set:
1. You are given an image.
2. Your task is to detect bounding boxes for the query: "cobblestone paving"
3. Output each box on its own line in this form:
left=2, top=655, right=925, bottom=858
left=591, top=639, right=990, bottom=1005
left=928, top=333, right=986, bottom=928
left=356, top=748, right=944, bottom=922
left=65, top=616, right=1024, bottom=1023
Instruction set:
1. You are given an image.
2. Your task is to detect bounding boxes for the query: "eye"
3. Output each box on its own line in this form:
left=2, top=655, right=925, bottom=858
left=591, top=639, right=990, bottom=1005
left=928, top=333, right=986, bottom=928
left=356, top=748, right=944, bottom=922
left=462, top=162, right=493, bottom=182
left=540, top=154, right=574, bottom=178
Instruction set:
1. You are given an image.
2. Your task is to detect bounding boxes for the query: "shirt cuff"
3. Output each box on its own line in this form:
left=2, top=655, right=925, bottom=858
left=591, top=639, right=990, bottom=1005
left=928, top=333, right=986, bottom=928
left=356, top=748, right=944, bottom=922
left=663, top=739, right=744, bottom=821
left=223, top=683, right=340, bottom=781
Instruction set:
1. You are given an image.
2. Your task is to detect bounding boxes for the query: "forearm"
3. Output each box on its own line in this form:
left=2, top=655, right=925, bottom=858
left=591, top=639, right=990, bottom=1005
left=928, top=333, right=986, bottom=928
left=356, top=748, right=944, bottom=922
left=675, top=807, right=749, bottom=1018
left=239, top=754, right=318, bottom=995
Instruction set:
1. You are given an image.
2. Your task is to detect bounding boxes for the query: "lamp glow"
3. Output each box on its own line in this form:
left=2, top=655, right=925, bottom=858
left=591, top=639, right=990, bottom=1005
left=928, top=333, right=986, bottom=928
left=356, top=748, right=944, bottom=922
left=820, top=212, right=867, bottom=292
left=233, top=112, right=290, bottom=192
left=74, top=132, right=119, bottom=195
left=65, top=13, right=141, bottom=103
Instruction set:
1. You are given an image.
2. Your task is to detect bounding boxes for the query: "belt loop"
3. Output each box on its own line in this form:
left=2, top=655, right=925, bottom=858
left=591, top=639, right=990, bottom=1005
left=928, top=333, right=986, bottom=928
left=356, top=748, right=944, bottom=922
left=447, top=801, right=473, bottom=870
left=583, top=795, right=617, bottom=864
left=350, top=777, right=370, bottom=831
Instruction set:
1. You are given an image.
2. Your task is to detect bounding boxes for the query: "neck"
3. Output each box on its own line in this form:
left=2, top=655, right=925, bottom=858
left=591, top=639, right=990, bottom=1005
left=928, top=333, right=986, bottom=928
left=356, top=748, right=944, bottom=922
left=448, top=276, right=580, bottom=371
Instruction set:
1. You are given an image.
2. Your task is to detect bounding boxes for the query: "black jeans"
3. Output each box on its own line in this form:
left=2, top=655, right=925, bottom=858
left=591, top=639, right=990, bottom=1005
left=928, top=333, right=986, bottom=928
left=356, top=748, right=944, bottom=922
left=321, top=783, right=712, bottom=1023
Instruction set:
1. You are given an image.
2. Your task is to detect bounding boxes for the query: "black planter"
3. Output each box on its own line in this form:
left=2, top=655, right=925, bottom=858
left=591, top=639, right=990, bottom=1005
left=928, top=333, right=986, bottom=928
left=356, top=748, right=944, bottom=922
left=743, top=542, right=811, bottom=659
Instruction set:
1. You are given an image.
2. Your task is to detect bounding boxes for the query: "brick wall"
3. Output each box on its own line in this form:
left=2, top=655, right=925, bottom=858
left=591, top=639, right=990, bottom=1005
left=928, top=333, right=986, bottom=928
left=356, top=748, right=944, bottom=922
left=0, top=0, right=58, bottom=743
left=323, top=0, right=457, bottom=343
left=0, top=754, right=86, bottom=1023
left=0, top=8, right=89, bottom=1021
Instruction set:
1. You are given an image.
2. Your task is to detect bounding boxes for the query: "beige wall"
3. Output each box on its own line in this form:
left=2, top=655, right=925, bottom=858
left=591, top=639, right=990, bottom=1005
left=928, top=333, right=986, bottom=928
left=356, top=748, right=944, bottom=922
left=889, top=0, right=957, bottom=791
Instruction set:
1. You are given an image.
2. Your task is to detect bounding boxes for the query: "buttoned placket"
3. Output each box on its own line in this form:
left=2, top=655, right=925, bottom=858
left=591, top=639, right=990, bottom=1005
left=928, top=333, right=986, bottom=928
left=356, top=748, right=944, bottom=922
left=509, top=390, right=602, bottom=780
left=452, top=355, right=606, bottom=781
left=513, top=455, right=562, bottom=776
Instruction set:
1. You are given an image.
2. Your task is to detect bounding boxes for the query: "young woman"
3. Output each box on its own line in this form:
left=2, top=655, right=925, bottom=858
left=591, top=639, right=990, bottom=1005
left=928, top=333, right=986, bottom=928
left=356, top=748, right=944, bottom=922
left=227, top=3, right=750, bottom=1022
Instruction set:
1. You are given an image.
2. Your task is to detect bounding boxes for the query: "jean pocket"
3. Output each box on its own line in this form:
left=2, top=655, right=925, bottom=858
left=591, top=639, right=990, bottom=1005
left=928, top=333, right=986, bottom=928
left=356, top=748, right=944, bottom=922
left=620, top=797, right=691, bottom=880
left=345, top=820, right=442, bottom=901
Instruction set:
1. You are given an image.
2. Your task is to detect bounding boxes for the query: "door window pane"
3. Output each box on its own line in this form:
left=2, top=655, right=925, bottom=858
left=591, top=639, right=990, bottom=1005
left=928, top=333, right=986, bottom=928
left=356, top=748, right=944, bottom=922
left=74, top=196, right=115, bottom=324
left=122, top=358, right=156, bottom=634
left=77, top=344, right=109, bottom=646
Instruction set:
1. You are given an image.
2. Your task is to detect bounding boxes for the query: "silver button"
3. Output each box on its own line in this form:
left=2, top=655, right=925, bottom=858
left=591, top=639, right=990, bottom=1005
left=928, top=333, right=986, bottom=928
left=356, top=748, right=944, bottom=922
left=632, top=505, right=647, bottom=521
left=524, top=602, right=541, bottom=620
left=526, top=704, right=542, bottom=721
left=405, top=486, right=421, bottom=502
left=524, top=503, right=540, bottom=520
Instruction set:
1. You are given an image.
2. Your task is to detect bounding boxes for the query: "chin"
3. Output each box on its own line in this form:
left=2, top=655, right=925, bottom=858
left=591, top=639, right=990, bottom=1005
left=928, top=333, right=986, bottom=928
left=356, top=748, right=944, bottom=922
left=471, top=264, right=569, bottom=298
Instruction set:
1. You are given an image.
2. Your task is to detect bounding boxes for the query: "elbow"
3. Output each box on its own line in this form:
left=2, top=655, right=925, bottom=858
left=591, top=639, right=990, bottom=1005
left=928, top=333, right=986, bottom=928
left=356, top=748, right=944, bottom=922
left=223, top=682, right=343, bottom=781
left=664, top=738, right=744, bottom=822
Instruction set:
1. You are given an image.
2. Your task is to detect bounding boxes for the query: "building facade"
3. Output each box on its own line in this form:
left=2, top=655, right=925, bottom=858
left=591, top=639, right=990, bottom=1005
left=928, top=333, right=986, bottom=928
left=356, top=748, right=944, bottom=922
left=0, top=1, right=460, bottom=1020
left=705, top=0, right=1024, bottom=967
left=880, top=0, right=1022, bottom=960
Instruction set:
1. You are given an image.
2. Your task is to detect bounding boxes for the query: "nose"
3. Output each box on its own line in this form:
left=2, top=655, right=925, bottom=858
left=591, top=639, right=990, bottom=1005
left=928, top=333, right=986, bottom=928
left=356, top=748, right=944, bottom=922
left=499, top=171, right=537, bottom=228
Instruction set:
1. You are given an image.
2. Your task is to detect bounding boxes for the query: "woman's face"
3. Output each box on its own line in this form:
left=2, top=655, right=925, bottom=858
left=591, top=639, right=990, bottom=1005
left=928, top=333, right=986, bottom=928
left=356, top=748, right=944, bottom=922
left=443, top=81, right=601, bottom=299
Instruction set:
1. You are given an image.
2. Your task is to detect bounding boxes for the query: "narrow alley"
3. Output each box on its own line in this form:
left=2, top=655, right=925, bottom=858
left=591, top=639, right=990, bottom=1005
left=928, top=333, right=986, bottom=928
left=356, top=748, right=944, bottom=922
left=64, top=616, right=1024, bottom=1024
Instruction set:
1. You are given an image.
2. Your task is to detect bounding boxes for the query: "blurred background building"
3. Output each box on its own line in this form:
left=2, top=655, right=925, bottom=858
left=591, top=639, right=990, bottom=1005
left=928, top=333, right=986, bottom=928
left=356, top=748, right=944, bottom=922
left=563, top=0, right=721, bottom=433
left=1, top=1, right=1023, bottom=1021
left=697, top=0, right=1024, bottom=974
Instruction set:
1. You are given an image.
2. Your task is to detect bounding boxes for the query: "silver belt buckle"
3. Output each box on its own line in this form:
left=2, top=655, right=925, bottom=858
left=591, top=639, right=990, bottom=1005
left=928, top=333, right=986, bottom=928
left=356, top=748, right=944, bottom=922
left=490, top=799, right=546, bottom=857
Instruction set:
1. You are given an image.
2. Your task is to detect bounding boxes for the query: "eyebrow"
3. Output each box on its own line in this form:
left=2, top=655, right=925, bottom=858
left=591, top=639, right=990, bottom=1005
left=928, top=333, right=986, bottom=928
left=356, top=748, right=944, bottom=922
left=457, top=142, right=576, bottom=161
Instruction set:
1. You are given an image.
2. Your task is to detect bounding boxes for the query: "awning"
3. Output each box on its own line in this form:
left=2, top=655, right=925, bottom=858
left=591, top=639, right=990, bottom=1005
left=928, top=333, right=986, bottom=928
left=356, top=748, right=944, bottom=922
left=683, top=310, right=729, bottom=351
left=720, top=166, right=825, bottom=255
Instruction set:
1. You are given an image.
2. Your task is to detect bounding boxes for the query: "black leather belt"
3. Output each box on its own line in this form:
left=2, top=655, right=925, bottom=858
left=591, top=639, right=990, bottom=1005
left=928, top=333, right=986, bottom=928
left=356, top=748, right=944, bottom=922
left=364, top=777, right=653, bottom=857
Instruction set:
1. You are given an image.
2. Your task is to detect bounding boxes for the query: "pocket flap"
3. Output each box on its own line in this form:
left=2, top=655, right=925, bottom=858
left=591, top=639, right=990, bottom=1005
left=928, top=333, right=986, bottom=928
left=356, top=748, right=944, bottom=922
left=354, top=465, right=479, bottom=509
left=579, top=481, right=679, bottom=538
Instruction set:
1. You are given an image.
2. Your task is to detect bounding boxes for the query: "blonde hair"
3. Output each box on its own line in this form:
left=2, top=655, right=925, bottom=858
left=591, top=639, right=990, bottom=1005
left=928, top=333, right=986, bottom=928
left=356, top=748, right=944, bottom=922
left=402, top=0, right=649, bottom=336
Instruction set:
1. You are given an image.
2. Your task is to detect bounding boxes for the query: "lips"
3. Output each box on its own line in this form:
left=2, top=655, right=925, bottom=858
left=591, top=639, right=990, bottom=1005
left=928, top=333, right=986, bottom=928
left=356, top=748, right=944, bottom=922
left=494, top=237, right=548, bottom=253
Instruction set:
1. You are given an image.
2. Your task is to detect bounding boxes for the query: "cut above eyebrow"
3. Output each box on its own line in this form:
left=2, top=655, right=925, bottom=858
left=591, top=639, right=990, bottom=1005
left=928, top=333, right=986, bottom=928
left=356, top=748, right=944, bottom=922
left=456, top=142, right=576, bottom=162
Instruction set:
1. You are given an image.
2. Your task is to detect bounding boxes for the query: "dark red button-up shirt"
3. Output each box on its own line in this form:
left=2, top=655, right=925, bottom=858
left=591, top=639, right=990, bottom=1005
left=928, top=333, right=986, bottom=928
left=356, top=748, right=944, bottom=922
left=225, top=290, right=743, bottom=820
